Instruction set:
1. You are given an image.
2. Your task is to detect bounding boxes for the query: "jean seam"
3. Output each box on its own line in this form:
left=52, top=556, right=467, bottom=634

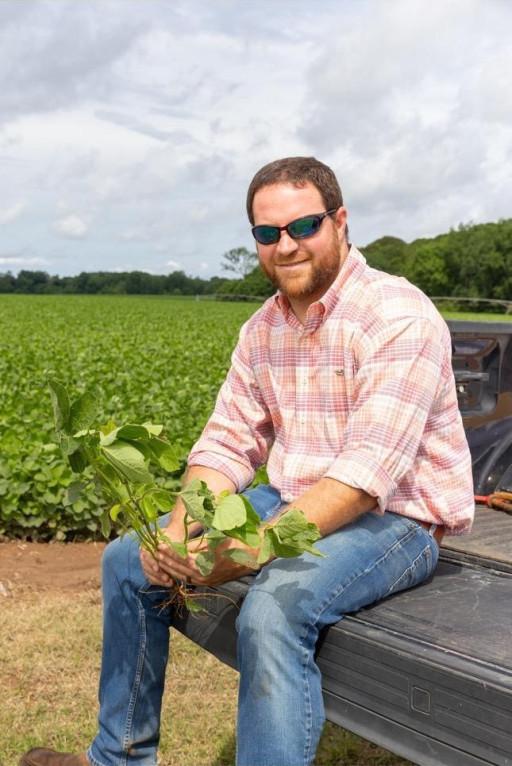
left=119, top=588, right=149, bottom=764
left=300, top=631, right=314, bottom=766
left=86, top=749, right=109, bottom=766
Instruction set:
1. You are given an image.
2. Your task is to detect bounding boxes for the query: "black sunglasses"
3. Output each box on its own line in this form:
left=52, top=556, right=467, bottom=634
left=251, top=209, right=338, bottom=246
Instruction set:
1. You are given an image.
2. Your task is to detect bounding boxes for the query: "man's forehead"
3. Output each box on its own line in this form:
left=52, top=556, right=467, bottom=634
left=252, top=181, right=323, bottom=210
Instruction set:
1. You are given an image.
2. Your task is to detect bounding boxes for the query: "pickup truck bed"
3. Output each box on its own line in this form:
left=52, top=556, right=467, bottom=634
left=318, top=506, right=512, bottom=766
left=174, top=506, right=512, bottom=765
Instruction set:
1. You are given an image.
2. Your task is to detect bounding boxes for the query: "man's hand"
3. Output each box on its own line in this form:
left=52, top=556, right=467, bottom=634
left=145, top=533, right=261, bottom=588
left=140, top=522, right=189, bottom=587
left=141, top=465, right=238, bottom=587
left=187, top=536, right=262, bottom=586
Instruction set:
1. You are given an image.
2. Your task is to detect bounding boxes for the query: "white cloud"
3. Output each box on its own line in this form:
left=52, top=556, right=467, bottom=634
left=0, top=200, right=26, bottom=225
left=0, top=254, right=48, bottom=267
left=165, top=259, right=183, bottom=271
left=120, top=228, right=148, bottom=242
left=296, top=0, right=512, bottom=244
left=53, top=213, right=88, bottom=239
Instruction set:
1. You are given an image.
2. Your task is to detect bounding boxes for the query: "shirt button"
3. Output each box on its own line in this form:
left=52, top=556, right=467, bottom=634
left=283, top=492, right=293, bottom=503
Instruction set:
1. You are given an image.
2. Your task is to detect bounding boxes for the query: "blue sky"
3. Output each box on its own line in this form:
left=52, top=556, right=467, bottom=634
left=0, top=0, right=511, bottom=278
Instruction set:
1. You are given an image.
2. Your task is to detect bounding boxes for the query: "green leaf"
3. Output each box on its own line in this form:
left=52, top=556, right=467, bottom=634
left=64, top=480, right=84, bottom=506
left=257, top=533, right=274, bottom=564
left=223, top=548, right=260, bottom=569
left=59, top=434, right=73, bottom=457
left=142, top=422, right=164, bottom=436
left=240, top=493, right=264, bottom=527
left=101, top=441, right=153, bottom=484
left=100, top=424, right=149, bottom=447
left=194, top=549, right=215, bottom=575
left=148, top=437, right=180, bottom=472
left=146, top=488, right=174, bottom=513
left=222, top=525, right=262, bottom=549
left=211, top=493, right=247, bottom=531
left=116, top=424, right=151, bottom=440
left=168, top=540, right=187, bottom=558
left=69, top=391, right=97, bottom=434
left=100, top=509, right=111, bottom=538
left=273, top=508, right=321, bottom=543
left=140, top=495, right=159, bottom=522
left=204, top=528, right=227, bottom=549
left=185, top=597, right=203, bottom=613
left=186, top=478, right=216, bottom=510
left=48, top=378, right=70, bottom=434
left=180, top=480, right=215, bottom=525
left=68, top=448, right=88, bottom=474
left=264, top=529, right=303, bottom=558
left=297, top=540, right=325, bottom=558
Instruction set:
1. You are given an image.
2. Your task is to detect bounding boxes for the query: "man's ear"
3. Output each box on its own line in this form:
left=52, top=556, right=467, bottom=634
left=335, top=207, right=348, bottom=243
left=334, top=206, right=347, bottom=230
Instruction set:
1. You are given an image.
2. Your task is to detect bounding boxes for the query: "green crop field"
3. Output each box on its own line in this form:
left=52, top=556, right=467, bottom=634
left=1, top=294, right=511, bottom=540
left=0, top=294, right=260, bottom=539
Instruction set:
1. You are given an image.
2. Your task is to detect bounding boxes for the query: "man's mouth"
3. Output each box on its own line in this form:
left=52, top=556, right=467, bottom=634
left=276, top=259, right=310, bottom=269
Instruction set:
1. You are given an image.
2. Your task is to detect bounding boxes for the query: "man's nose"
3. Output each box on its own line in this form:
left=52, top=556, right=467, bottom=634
left=276, top=230, right=299, bottom=256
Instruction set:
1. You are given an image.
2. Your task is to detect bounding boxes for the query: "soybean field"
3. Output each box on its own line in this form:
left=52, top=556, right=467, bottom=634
left=0, top=294, right=259, bottom=540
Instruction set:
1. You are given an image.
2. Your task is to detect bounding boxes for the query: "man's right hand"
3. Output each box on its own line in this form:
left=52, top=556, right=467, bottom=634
left=140, top=522, right=189, bottom=587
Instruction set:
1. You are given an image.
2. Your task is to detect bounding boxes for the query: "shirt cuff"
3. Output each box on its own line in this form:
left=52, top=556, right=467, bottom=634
left=324, top=451, right=398, bottom=512
left=187, top=451, right=255, bottom=492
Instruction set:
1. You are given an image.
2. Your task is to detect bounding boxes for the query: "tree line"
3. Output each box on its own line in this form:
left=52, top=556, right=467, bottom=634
left=361, top=218, right=512, bottom=306
left=1, top=219, right=511, bottom=305
left=0, top=268, right=230, bottom=296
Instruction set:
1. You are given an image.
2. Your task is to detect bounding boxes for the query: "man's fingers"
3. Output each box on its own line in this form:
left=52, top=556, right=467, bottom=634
left=140, top=544, right=202, bottom=586
left=140, top=549, right=174, bottom=586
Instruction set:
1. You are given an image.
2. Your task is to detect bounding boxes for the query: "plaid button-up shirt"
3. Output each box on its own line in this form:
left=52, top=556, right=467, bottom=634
left=189, top=246, right=474, bottom=535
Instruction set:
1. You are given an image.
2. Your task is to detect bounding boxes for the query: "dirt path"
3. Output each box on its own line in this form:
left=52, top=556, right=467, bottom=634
left=0, top=540, right=106, bottom=596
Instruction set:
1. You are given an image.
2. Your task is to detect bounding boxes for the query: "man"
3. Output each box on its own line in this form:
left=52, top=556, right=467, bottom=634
left=21, top=157, right=474, bottom=766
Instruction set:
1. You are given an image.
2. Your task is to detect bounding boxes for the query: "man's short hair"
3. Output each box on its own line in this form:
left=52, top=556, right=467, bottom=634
left=246, top=156, right=344, bottom=225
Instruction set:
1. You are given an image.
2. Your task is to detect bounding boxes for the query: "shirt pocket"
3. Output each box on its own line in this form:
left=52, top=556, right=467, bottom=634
left=317, top=351, right=354, bottom=449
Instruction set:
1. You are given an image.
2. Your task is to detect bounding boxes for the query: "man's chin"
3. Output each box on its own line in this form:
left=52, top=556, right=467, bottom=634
left=274, top=278, right=312, bottom=300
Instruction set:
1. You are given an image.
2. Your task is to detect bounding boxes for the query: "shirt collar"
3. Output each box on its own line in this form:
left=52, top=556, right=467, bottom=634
left=274, top=245, right=367, bottom=328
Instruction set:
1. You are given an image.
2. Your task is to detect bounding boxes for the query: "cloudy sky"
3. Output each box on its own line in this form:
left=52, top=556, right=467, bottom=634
left=0, top=0, right=510, bottom=279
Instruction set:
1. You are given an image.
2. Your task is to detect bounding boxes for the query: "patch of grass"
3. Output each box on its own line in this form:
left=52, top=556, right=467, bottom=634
left=442, top=310, right=512, bottom=321
left=0, top=590, right=410, bottom=765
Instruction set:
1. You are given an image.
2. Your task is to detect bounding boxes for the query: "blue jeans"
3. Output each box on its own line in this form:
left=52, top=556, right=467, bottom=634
left=87, top=485, right=439, bottom=766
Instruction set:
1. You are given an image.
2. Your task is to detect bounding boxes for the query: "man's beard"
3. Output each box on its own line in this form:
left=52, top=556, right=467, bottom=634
left=260, top=229, right=343, bottom=301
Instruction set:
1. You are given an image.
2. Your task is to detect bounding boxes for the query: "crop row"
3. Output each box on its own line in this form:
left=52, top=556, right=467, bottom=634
left=0, top=295, right=258, bottom=540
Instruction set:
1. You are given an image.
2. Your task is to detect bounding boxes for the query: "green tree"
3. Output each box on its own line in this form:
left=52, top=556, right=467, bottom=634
left=217, top=265, right=274, bottom=300
left=361, top=236, right=407, bottom=275
left=222, top=247, right=258, bottom=278
left=402, top=240, right=450, bottom=296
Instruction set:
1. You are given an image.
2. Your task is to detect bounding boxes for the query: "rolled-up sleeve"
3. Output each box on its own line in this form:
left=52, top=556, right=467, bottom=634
left=188, top=325, right=274, bottom=491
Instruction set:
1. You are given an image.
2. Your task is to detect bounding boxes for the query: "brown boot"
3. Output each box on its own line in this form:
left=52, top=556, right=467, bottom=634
left=18, top=749, right=89, bottom=766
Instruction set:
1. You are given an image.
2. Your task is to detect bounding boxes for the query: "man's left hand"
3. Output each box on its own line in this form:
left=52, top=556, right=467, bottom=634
left=155, top=536, right=261, bottom=587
